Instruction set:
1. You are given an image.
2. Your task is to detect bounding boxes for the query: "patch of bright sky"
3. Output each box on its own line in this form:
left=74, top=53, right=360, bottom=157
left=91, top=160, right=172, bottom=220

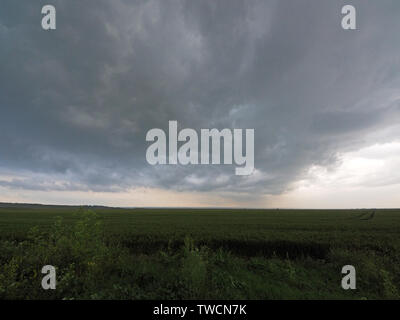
left=267, top=141, right=400, bottom=208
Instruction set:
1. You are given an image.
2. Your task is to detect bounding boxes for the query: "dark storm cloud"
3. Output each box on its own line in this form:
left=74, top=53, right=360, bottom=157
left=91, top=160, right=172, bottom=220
left=1, top=0, right=400, bottom=199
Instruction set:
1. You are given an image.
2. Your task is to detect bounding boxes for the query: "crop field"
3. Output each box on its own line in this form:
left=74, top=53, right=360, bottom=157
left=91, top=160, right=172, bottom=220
left=0, top=204, right=399, bottom=299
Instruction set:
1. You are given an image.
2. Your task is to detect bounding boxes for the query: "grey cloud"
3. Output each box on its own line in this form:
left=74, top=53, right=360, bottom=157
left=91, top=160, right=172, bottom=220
left=1, top=0, right=400, bottom=201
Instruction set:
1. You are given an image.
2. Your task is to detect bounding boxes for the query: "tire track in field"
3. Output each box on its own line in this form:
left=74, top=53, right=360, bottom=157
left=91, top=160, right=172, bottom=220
left=360, top=210, right=376, bottom=220
left=349, top=210, right=376, bottom=221
left=348, top=211, right=369, bottom=220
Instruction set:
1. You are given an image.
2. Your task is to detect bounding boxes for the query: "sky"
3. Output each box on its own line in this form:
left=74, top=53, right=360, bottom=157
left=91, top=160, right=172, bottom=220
left=0, top=0, right=400, bottom=208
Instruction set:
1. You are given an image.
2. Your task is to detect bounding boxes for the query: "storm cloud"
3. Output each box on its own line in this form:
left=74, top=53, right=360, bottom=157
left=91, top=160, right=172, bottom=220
left=1, top=0, right=400, bottom=204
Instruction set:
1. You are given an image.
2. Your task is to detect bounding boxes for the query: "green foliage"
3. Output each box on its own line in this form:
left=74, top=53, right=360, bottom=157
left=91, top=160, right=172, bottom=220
left=0, top=207, right=399, bottom=299
left=0, top=209, right=128, bottom=299
left=380, top=269, right=400, bottom=299
left=181, top=236, right=207, bottom=298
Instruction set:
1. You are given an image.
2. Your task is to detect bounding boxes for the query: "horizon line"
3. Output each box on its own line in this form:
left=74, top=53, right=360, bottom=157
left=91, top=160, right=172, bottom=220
left=0, top=201, right=397, bottom=211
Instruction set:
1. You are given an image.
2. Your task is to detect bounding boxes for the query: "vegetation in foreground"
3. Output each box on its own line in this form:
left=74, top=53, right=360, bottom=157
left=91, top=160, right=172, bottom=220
left=0, top=205, right=399, bottom=299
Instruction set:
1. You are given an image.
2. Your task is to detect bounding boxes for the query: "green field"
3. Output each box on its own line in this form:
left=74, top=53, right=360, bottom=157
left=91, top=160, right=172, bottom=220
left=0, top=204, right=399, bottom=299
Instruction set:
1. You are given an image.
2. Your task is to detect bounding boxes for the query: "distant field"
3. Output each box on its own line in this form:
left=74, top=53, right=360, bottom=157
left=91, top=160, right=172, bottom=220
left=0, top=205, right=399, bottom=299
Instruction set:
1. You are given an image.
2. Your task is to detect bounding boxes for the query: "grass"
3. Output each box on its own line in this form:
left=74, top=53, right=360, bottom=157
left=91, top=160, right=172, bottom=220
left=0, top=205, right=399, bottom=299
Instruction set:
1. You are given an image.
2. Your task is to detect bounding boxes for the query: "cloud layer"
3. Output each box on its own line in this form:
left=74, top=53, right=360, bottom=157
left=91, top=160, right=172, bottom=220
left=1, top=0, right=400, bottom=206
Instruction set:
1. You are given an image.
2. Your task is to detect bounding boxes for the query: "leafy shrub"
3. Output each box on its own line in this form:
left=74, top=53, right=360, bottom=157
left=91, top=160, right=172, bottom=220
left=181, top=236, right=208, bottom=298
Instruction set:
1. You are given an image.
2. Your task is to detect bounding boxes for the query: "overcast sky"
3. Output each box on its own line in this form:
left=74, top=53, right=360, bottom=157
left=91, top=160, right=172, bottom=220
left=0, top=0, right=399, bottom=208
